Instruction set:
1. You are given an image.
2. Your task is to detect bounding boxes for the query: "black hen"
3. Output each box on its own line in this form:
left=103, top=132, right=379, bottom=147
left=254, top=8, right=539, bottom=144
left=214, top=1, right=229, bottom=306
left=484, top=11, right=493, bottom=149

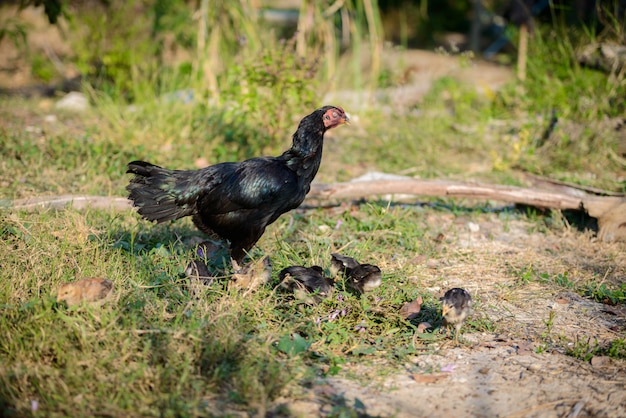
left=127, top=106, right=349, bottom=263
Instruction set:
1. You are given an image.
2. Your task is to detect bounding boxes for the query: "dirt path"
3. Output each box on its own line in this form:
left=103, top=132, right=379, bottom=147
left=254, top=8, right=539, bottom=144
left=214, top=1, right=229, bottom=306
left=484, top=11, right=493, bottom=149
left=274, top=212, right=626, bottom=417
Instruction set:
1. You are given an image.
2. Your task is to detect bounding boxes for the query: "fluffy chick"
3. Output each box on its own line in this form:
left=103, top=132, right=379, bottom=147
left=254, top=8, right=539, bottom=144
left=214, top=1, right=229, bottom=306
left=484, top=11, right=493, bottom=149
left=56, top=278, right=114, bottom=307
left=441, top=288, right=473, bottom=342
left=184, top=259, right=216, bottom=298
left=229, top=256, right=272, bottom=291
left=279, top=265, right=334, bottom=303
left=347, top=264, right=382, bottom=293
left=184, top=244, right=217, bottom=286
left=330, top=253, right=382, bottom=294
left=330, top=253, right=360, bottom=277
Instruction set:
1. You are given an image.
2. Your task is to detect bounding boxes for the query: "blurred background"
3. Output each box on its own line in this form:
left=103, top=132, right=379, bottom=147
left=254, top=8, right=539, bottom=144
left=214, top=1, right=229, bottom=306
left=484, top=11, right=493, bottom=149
left=1, top=1, right=625, bottom=189
left=1, top=0, right=624, bottom=99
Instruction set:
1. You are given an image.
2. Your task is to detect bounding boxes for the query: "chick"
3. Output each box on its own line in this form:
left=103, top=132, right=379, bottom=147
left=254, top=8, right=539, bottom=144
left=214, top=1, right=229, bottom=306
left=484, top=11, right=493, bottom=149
left=347, top=264, right=382, bottom=294
left=229, top=256, right=272, bottom=291
left=330, top=253, right=360, bottom=277
left=184, top=259, right=215, bottom=286
left=330, top=253, right=382, bottom=294
left=441, top=288, right=473, bottom=343
left=184, top=259, right=216, bottom=298
left=279, top=265, right=334, bottom=303
left=56, top=278, right=114, bottom=307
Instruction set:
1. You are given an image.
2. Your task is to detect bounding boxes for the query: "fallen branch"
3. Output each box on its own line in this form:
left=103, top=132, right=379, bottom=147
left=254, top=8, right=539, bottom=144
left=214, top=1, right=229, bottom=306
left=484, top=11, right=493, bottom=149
left=3, top=179, right=626, bottom=242
left=307, top=179, right=626, bottom=242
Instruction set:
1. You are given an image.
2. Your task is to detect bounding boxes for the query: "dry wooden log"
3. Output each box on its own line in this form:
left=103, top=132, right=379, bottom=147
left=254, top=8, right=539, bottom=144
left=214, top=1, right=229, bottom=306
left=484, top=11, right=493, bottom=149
left=3, top=179, right=626, bottom=242
left=306, top=180, right=626, bottom=242
left=1, top=195, right=132, bottom=212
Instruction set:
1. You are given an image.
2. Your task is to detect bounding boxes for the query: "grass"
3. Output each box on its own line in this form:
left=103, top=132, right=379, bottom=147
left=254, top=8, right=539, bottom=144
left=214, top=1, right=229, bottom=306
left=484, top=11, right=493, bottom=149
left=1, top=163, right=625, bottom=414
left=567, top=337, right=626, bottom=362
left=0, top=203, right=440, bottom=416
left=511, top=265, right=626, bottom=307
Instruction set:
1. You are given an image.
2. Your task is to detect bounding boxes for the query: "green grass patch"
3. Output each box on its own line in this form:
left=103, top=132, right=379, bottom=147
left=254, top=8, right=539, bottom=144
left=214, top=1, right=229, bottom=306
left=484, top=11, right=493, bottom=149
left=567, top=337, right=626, bottom=362
left=0, top=201, right=457, bottom=415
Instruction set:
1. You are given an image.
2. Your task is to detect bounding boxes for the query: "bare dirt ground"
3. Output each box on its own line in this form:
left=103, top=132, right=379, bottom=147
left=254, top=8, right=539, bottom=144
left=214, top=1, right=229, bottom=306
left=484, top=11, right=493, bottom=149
left=270, top=210, right=626, bottom=417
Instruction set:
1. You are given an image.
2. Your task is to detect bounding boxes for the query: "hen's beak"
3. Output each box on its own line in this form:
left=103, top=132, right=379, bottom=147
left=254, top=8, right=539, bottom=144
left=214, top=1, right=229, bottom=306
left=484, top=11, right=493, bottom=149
left=342, top=114, right=350, bottom=125
left=441, top=304, right=450, bottom=317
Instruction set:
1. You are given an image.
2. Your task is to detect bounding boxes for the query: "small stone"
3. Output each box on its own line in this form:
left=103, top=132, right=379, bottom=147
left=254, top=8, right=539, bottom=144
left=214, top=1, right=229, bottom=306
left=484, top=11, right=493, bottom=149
left=426, top=259, right=439, bottom=269
left=467, top=222, right=480, bottom=233
left=55, top=92, right=89, bottom=112
left=527, top=363, right=541, bottom=372
left=318, top=225, right=331, bottom=233
left=478, top=367, right=490, bottom=375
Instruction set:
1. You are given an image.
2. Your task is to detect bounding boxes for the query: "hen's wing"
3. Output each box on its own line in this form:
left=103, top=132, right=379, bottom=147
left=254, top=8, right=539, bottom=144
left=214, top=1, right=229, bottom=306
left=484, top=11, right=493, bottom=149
left=192, top=157, right=305, bottom=216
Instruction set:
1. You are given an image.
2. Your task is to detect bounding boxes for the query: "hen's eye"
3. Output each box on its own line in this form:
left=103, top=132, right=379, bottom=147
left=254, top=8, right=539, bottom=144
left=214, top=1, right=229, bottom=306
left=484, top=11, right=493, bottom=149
left=332, top=111, right=338, bottom=118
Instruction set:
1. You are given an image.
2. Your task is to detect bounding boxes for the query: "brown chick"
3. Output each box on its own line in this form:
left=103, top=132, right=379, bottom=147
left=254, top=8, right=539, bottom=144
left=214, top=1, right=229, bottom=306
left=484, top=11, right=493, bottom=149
left=56, top=278, right=114, bottom=307
left=229, top=256, right=272, bottom=291
left=184, top=259, right=216, bottom=298
left=441, top=288, right=473, bottom=343
left=185, top=259, right=215, bottom=284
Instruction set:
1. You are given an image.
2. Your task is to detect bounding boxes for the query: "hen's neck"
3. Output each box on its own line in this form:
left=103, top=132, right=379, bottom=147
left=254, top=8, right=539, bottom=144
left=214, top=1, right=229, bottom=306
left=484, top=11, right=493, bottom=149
left=281, top=123, right=325, bottom=180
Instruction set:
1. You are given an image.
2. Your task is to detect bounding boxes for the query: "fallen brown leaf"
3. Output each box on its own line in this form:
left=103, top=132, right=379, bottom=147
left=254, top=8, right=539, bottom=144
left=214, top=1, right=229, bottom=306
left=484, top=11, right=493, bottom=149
left=410, top=373, right=448, bottom=384
left=433, top=232, right=446, bottom=242
left=416, top=322, right=432, bottom=333
left=400, top=296, right=423, bottom=319
left=602, top=305, right=626, bottom=317
left=590, top=356, right=610, bottom=368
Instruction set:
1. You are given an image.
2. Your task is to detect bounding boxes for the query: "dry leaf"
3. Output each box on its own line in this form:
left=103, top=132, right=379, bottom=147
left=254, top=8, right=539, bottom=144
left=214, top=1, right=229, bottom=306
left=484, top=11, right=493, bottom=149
left=416, top=322, right=432, bottom=333
left=399, top=296, right=423, bottom=319
left=590, top=356, right=610, bottom=368
left=410, top=373, right=447, bottom=384
left=516, top=341, right=535, bottom=356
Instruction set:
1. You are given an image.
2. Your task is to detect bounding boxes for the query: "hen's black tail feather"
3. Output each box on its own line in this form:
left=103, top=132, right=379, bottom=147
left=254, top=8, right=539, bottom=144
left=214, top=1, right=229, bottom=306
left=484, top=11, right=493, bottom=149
left=126, top=160, right=194, bottom=223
